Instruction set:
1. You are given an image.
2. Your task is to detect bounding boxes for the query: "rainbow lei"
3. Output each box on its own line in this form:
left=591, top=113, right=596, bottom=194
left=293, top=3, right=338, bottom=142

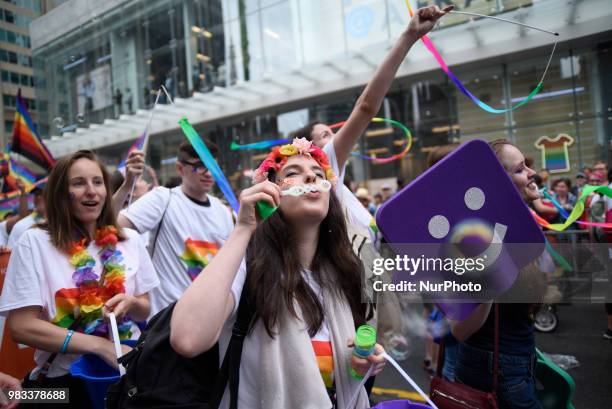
left=52, top=226, right=133, bottom=339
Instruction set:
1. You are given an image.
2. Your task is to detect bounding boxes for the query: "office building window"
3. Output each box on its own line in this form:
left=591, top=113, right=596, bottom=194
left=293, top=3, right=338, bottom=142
left=0, top=8, right=32, bottom=27
left=0, top=49, right=32, bottom=67
left=0, top=28, right=31, bottom=48
left=1, top=70, right=33, bottom=86
left=2, top=0, right=40, bottom=14
left=2, top=93, right=36, bottom=110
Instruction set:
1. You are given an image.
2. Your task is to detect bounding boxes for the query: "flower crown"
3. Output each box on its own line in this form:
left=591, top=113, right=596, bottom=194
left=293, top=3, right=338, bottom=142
left=252, top=137, right=337, bottom=186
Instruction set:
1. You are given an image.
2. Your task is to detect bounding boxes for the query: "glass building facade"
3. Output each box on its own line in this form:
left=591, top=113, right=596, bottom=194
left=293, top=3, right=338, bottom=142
left=31, top=0, right=612, bottom=188
left=0, top=0, right=59, bottom=147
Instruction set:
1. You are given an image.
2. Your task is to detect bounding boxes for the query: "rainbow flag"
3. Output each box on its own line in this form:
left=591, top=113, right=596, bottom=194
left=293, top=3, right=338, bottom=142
left=2, top=157, right=37, bottom=193
left=117, top=131, right=146, bottom=174
left=179, top=238, right=219, bottom=280
left=0, top=195, right=33, bottom=219
left=10, top=90, right=55, bottom=171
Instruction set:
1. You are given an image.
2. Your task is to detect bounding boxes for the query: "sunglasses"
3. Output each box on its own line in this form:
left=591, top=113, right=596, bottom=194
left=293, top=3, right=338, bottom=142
left=180, top=160, right=208, bottom=173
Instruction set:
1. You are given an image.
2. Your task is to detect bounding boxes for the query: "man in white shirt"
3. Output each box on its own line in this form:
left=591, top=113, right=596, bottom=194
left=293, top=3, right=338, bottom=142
left=6, top=187, right=46, bottom=249
left=118, top=141, right=234, bottom=316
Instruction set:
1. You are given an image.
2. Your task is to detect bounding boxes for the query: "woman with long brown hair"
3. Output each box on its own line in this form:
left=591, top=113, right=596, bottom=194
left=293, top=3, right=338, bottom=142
left=171, top=138, right=385, bottom=408
left=0, top=150, right=158, bottom=408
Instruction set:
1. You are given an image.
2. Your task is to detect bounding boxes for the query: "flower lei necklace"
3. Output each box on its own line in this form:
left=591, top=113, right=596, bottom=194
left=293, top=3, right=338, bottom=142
left=52, top=225, right=132, bottom=339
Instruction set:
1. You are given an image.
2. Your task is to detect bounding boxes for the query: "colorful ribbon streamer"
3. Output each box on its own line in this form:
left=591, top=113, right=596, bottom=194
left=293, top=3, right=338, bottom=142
left=179, top=117, right=240, bottom=213
left=329, top=117, right=413, bottom=164
left=404, top=0, right=557, bottom=114
left=539, top=186, right=612, bottom=229
left=532, top=185, right=612, bottom=231
left=230, top=139, right=289, bottom=151
left=544, top=240, right=573, bottom=273
left=540, top=189, right=571, bottom=219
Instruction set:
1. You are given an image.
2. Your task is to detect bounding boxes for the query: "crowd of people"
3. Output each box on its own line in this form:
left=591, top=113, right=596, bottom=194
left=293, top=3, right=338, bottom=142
left=0, top=4, right=609, bottom=409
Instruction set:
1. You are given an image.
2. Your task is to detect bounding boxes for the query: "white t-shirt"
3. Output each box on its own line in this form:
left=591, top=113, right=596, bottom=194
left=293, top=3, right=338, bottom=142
left=590, top=182, right=612, bottom=211
left=120, top=186, right=234, bottom=316
left=6, top=213, right=37, bottom=249
left=0, top=227, right=159, bottom=378
left=323, top=142, right=377, bottom=243
left=0, top=221, right=8, bottom=247
left=219, top=263, right=333, bottom=409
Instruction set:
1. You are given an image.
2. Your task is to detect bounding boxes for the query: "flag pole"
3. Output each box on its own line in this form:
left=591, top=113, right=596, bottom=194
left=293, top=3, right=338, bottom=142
left=125, top=89, right=162, bottom=210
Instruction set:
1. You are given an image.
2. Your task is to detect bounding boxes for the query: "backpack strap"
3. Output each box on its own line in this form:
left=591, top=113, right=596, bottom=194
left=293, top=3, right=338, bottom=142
left=149, top=188, right=173, bottom=259
left=208, top=285, right=253, bottom=409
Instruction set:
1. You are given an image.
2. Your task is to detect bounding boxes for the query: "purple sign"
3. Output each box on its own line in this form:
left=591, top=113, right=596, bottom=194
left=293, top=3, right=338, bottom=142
left=376, top=140, right=545, bottom=319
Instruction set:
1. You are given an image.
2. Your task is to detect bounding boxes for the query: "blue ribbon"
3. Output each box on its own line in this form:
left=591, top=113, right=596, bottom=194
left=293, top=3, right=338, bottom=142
left=179, top=117, right=240, bottom=212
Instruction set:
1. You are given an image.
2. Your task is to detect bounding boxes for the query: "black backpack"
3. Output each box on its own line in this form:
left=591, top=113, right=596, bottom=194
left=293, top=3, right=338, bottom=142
left=105, top=290, right=253, bottom=409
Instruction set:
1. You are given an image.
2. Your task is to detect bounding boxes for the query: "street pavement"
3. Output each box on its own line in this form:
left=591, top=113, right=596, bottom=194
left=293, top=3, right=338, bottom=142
left=370, top=303, right=612, bottom=408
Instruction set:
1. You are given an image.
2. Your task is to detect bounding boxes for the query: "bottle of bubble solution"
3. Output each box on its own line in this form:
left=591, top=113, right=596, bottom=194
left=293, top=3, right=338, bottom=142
left=350, top=324, right=377, bottom=380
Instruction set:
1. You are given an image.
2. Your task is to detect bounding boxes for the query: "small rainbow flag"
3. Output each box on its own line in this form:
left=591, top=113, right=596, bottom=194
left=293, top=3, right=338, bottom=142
left=10, top=90, right=55, bottom=171
left=117, top=131, right=146, bottom=174
left=2, top=155, right=38, bottom=193
left=0, top=193, right=34, bottom=214
left=179, top=238, right=219, bottom=280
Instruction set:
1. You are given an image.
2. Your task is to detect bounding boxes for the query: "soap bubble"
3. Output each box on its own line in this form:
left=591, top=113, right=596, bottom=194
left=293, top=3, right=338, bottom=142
left=53, top=117, right=65, bottom=129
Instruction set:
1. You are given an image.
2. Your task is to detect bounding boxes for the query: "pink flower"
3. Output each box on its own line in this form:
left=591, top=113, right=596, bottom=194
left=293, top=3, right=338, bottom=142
left=292, top=137, right=312, bottom=155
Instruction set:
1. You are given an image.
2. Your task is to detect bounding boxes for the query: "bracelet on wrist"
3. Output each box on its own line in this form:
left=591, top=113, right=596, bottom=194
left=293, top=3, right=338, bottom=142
left=60, top=330, right=75, bottom=354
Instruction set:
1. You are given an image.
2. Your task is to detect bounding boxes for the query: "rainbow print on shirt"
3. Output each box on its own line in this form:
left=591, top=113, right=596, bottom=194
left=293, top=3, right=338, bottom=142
left=312, top=340, right=334, bottom=389
left=179, top=238, right=219, bottom=280
left=534, top=134, right=574, bottom=173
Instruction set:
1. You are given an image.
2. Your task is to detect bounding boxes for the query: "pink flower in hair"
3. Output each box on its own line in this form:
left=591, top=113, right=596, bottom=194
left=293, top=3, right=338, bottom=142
left=292, top=137, right=312, bottom=155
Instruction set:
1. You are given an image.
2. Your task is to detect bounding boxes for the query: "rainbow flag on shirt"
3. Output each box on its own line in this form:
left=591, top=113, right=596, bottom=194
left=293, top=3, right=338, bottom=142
left=179, top=238, right=219, bottom=280
left=312, top=340, right=334, bottom=389
left=10, top=89, right=55, bottom=171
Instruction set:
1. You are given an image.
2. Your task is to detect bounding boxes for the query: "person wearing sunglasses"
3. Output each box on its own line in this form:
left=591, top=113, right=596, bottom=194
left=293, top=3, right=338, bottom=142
left=118, top=141, right=234, bottom=317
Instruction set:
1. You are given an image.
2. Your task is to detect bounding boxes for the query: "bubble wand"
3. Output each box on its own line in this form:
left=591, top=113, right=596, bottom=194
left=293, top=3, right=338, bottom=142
left=256, top=180, right=332, bottom=219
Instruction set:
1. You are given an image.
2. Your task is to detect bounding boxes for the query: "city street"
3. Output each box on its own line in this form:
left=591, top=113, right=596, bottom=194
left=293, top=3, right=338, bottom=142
left=372, top=303, right=612, bottom=408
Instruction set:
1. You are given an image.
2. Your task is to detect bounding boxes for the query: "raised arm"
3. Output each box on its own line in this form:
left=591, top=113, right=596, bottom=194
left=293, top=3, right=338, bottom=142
left=333, top=4, right=452, bottom=169
left=170, top=181, right=281, bottom=357
left=532, top=198, right=558, bottom=218
left=112, top=150, right=145, bottom=218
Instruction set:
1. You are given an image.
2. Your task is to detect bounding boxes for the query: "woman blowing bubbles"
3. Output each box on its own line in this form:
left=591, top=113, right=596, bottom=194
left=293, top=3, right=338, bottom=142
left=0, top=150, right=158, bottom=409
left=171, top=138, right=384, bottom=408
